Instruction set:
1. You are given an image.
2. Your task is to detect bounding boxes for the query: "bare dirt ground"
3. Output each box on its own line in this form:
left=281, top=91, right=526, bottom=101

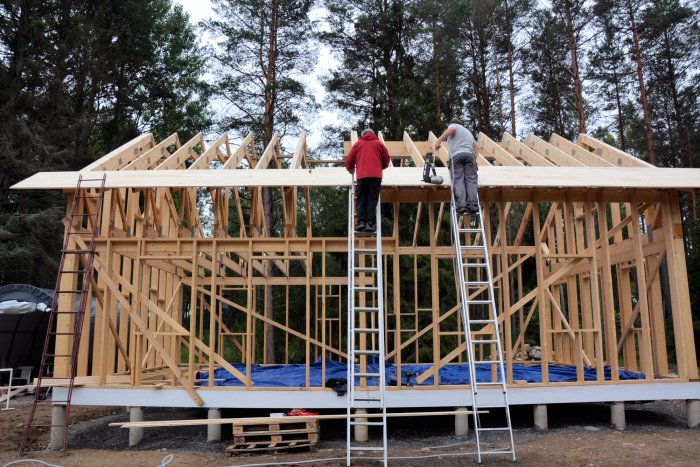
left=1, top=394, right=698, bottom=466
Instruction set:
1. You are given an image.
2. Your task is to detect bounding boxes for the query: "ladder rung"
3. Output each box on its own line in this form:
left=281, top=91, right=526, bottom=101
left=349, top=421, right=384, bottom=427
left=62, top=249, right=93, bottom=254
left=465, top=281, right=490, bottom=286
left=460, top=245, right=484, bottom=250
left=475, top=360, right=501, bottom=364
left=467, top=300, right=492, bottom=305
left=354, top=307, right=379, bottom=312
left=477, top=403, right=509, bottom=408
left=354, top=372, right=380, bottom=378
left=349, top=446, right=385, bottom=451
left=472, top=339, right=498, bottom=344
left=475, top=381, right=504, bottom=386
left=463, top=263, right=487, bottom=268
left=354, top=267, right=377, bottom=272
left=47, top=354, right=73, bottom=358
left=457, top=228, right=481, bottom=233
left=54, top=311, right=79, bottom=315
left=481, top=449, right=515, bottom=455
left=354, top=328, right=379, bottom=333
left=353, top=350, right=380, bottom=355
left=353, top=397, right=381, bottom=402
left=477, top=427, right=512, bottom=432
left=354, top=248, right=377, bottom=254
left=469, top=319, right=495, bottom=324
left=55, top=290, right=84, bottom=294
left=355, top=286, right=378, bottom=292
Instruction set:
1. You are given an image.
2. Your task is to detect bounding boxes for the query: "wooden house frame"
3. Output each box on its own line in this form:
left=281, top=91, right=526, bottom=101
left=12, top=130, right=700, bottom=429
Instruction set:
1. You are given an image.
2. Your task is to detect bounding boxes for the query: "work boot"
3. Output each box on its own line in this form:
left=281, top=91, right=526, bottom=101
left=355, top=222, right=366, bottom=233
left=364, top=222, right=376, bottom=234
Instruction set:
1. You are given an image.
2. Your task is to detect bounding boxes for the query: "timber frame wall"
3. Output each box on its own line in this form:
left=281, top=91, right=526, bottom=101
left=12, top=129, right=700, bottom=408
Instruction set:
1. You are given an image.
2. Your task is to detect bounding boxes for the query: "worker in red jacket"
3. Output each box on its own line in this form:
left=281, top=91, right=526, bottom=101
left=345, top=129, right=391, bottom=233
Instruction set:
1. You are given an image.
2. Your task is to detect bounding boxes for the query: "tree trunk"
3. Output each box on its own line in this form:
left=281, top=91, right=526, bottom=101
left=493, top=29, right=504, bottom=134
left=628, top=1, right=656, bottom=165
left=262, top=0, right=279, bottom=364
left=613, top=69, right=626, bottom=151
left=562, top=0, right=586, bottom=134
left=662, top=31, right=695, bottom=221
left=507, top=41, right=516, bottom=136
left=432, top=31, right=441, bottom=126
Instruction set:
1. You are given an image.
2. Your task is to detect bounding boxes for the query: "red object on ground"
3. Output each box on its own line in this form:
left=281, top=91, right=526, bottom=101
left=287, top=409, right=319, bottom=417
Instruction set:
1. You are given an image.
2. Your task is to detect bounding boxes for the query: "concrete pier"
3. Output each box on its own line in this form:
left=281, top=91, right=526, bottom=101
left=687, top=400, right=700, bottom=428
left=534, top=404, right=548, bottom=432
left=49, top=404, right=66, bottom=450
left=128, top=406, right=144, bottom=447
left=455, top=406, right=469, bottom=436
left=611, top=402, right=625, bottom=430
left=354, top=409, right=368, bottom=442
left=207, top=408, right=222, bottom=442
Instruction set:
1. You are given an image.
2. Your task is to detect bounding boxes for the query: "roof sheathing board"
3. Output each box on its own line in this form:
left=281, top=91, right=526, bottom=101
left=12, top=167, right=700, bottom=191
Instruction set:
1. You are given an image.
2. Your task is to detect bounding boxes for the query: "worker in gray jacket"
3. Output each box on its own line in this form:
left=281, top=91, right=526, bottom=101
left=433, top=118, right=479, bottom=216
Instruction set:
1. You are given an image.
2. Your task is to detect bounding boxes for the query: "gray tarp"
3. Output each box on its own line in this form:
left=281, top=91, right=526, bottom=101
left=0, top=284, right=53, bottom=370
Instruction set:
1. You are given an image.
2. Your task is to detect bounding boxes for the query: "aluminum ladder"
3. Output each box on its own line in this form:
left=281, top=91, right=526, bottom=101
left=449, top=192, right=516, bottom=463
left=20, top=174, right=107, bottom=456
left=346, top=180, right=388, bottom=466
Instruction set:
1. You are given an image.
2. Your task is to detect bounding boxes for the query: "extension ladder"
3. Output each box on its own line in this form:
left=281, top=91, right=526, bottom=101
left=346, top=180, right=388, bottom=466
left=20, top=174, right=107, bottom=456
left=449, top=192, right=516, bottom=463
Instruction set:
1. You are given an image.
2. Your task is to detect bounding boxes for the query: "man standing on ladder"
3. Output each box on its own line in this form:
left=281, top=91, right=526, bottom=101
left=434, top=118, right=480, bottom=216
left=345, top=128, right=390, bottom=233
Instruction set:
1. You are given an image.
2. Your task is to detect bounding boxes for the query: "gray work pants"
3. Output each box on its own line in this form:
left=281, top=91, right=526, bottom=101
left=450, top=151, right=479, bottom=211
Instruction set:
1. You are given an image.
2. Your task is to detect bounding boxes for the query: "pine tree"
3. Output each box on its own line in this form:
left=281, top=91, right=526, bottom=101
left=322, top=0, right=431, bottom=139
left=521, top=7, right=579, bottom=139
left=207, top=0, right=317, bottom=363
left=0, top=0, right=210, bottom=286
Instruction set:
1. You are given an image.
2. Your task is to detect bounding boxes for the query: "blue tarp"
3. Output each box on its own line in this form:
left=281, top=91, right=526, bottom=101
left=196, top=359, right=643, bottom=387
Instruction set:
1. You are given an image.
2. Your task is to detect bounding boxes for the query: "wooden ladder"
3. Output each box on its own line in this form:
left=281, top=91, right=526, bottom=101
left=20, top=174, right=107, bottom=456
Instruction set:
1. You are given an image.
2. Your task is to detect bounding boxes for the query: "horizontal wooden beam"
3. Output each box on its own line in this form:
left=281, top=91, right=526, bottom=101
left=14, top=167, right=700, bottom=191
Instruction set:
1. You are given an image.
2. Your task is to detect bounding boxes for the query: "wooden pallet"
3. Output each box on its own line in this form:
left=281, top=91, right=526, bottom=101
left=226, top=417, right=319, bottom=455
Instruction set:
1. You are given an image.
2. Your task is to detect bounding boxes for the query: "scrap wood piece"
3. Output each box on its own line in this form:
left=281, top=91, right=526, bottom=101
left=0, top=386, right=28, bottom=403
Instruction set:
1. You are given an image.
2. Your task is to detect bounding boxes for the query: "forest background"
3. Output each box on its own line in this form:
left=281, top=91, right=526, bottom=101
left=0, top=0, right=698, bottom=361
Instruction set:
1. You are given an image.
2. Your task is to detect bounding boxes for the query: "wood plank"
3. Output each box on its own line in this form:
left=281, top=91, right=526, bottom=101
left=123, top=133, right=180, bottom=171
left=156, top=132, right=205, bottom=170
left=550, top=133, right=614, bottom=167
left=500, top=132, right=554, bottom=166
left=403, top=131, right=426, bottom=166
left=82, top=134, right=155, bottom=171
left=14, top=167, right=700, bottom=190
left=526, top=133, right=585, bottom=167
left=477, top=132, right=523, bottom=166
left=188, top=133, right=229, bottom=170
left=254, top=133, right=281, bottom=169
left=577, top=134, right=654, bottom=168
left=289, top=132, right=307, bottom=169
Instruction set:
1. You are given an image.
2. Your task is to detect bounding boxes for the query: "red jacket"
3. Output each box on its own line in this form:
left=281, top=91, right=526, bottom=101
left=345, top=131, right=391, bottom=179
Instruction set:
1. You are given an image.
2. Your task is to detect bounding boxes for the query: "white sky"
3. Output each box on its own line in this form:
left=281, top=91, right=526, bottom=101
left=173, top=0, right=341, bottom=151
